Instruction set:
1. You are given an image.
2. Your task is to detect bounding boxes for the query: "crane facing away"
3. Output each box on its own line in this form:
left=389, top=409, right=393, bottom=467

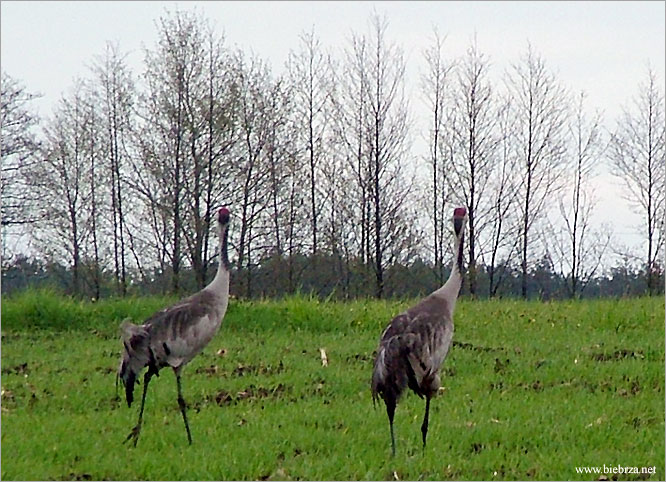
left=118, top=207, right=232, bottom=446
left=371, top=207, right=467, bottom=455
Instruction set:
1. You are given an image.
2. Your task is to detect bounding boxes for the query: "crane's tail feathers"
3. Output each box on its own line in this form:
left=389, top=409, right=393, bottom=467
left=371, top=384, right=380, bottom=409
left=371, top=344, right=407, bottom=409
left=118, top=320, right=152, bottom=408
left=371, top=348, right=386, bottom=406
left=373, top=336, right=430, bottom=409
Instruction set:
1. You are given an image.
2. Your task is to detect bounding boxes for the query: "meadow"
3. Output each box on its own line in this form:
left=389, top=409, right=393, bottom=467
left=1, top=290, right=664, bottom=480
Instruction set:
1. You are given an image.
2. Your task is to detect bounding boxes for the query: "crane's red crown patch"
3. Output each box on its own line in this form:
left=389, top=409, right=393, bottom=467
left=218, top=207, right=230, bottom=223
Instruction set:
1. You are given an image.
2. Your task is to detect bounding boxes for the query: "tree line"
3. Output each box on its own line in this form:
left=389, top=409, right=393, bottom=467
left=2, top=9, right=664, bottom=300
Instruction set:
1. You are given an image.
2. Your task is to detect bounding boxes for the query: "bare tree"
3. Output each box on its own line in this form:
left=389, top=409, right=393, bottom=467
left=609, top=67, right=665, bottom=295
left=132, top=9, right=233, bottom=294
left=263, top=76, right=308, bottom=293
left=329, top=14, right=416, bottom=298
left=609, top=69, right=666, bottom=294
left=482, top=96, right=521, bottom=297
left=180, top=24, right=236, bottom=290
left=330, top=31, right=372, bottom=269
left=91, top=42, right=135, bottom=295
left=421, top=29, right=453, bottom=285
left=30, top=82, right=99, bottom=295
left=1, top=73, right=42, bottom=264
left=319, top=138, right=355, bottom=296
left=230, top=51, right=278, bottom=297
left=328, top=33, right=372, bottom=297
left=277, top=127, right=308, bottom=293
left=319, top=50, right=358, bottom=296
left=505, top=45, right=569, bottom=298
left=445, top=37, right=497, bottom=296
left=264, top=78, right=289, bottom=258
left=287, top=28, right=331, bottom=256
left=134, top=12, right=191, bottom=293
left=360, top=14, right=414, bottom=298
left=83, top=93, right=105, bottom=299
left=547, top=92, right=610, bottom=297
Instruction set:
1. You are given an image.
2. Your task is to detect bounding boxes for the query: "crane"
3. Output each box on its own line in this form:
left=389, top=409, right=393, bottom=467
left=371, top=207, right=467, bottom=455
left=118, top=207, right=232, bottom=446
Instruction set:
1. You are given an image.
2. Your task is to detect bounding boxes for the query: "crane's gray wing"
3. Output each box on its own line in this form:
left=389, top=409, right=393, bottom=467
left=142, top=291, right=225, bottom=368
left=378, top=313, right=412, bottom=344
left=403, top=314, right=452, bottom=396
left=373, top=308, right=452, bottom=401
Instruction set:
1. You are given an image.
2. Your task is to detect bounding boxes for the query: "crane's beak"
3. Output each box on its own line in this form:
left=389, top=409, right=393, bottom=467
left=453, top=207, right=466, bottom=236
left=454, top=217, right=464, bottom=236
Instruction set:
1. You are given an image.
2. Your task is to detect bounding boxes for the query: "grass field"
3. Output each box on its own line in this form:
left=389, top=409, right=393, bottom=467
left=1, top=290, right=664, bottom=480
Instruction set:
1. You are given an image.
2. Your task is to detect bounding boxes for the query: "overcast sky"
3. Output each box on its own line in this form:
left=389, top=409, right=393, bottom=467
left=1, top=1, right=665, bottom=258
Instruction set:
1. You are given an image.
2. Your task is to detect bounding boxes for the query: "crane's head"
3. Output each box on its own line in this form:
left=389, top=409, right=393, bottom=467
left=218, top=207, right=230, bottom=225
left=453, top=207, right=467, bottom=237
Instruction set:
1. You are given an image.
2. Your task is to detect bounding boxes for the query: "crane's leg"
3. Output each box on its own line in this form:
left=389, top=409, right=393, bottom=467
left=421, top=396, right=431, bottom=451
left=124, top=369, right=154, bottom=447
left=385, top=398, right=396, bottom=457
left=174, top=368, right=193, bottom=445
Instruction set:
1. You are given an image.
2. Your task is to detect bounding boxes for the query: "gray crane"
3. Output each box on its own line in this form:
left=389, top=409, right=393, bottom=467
left=371, top=207, right=467, bottom=455
left=118, top=207, right=232, bottom=446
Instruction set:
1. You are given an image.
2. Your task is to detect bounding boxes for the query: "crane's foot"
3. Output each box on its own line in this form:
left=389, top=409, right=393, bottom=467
left=123, top=423, right=142, bottom=447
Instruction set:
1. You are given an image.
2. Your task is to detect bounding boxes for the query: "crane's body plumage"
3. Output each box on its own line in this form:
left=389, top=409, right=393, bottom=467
left=371, top=207, right=467, bottom=455
left=118, top=207, right=231, bottom=446
left=372, top=294, right=454, bottom=403
left=119, top=288, right=228, bottom=405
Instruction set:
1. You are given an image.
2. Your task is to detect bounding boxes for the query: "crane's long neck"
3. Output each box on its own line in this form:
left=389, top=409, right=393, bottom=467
left=433, top=227, right=465, bottom=313
left=205, top=224, right=230, bottom=297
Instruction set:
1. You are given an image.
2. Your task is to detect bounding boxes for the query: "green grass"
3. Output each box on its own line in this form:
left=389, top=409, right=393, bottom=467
left=1, top=291, right=664, bottom=480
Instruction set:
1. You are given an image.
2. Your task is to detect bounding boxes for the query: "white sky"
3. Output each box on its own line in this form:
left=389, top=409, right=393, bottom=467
left=1, top=0, right=665, bottom=261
